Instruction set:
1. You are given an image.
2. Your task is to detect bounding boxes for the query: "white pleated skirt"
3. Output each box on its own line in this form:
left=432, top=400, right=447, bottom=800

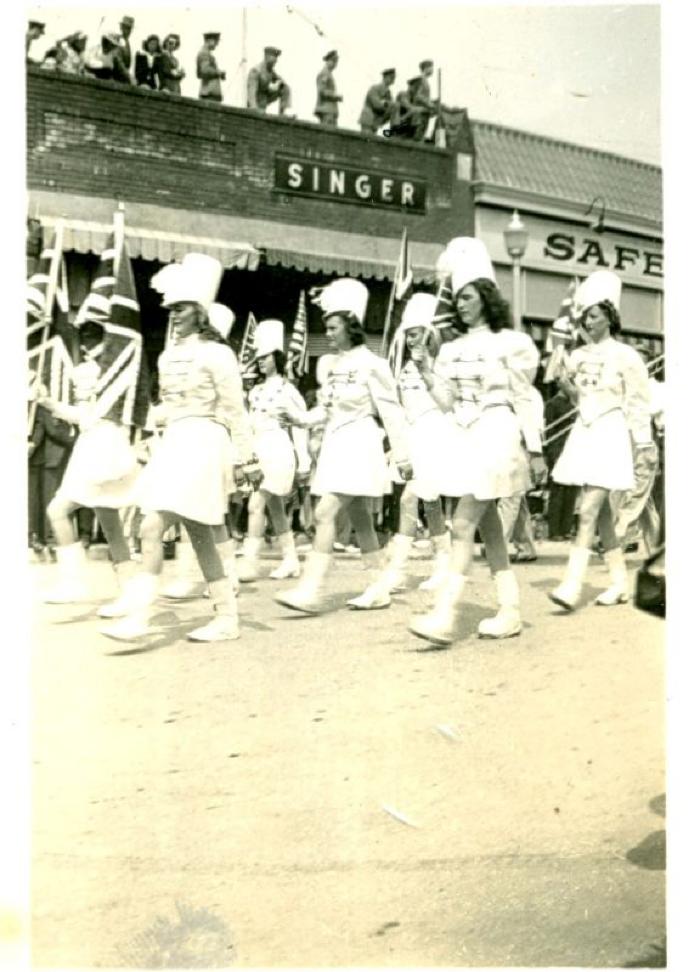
left=553, top=409, right=635, bottom=491
left=312, top=416, right=390, bottom=497
left=408, top=411, right=452, bottom=501
left=56, top=420, right=139, bottom=509
left=439, top=405, right=531, bottom=500
left=136, top=417, right=233, bottom=524
left=255, top=427, right=296, bottom=496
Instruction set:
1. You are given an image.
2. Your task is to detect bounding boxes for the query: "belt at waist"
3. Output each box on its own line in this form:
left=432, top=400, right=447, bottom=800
left=454, top=401, right=513, bottom=427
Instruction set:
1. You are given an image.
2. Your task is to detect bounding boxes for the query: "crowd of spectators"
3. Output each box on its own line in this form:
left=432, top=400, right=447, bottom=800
left=27, top=15, right=442, bottom=142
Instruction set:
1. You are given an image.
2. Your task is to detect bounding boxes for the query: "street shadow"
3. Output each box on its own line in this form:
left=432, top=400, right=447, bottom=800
left=623, top=937, right=666, bottom=967
left=626, top=793, right=666, bottom=870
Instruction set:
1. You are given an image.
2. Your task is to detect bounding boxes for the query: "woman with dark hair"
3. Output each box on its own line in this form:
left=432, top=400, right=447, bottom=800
left=135, top=34, right=161, bottom=89
left=156, top=33, right=185, bottom=94
left=274, top=278, right=412, bottom=614
left=349, top=292, right=452, bottom=607
left=548, top=270, right=654, bottom=610
left=100, top=254, right=261, bottom=642
left=409, top=237, right=547, bottom=645
left=237, top=320, right=310, bottom=582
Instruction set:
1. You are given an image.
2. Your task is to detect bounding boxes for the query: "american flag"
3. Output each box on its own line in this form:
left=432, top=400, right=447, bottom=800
left=381, top=228, right=414, bottom=356
left=26, top=223, right=78, bottom=407
left=73, top=230, right=150, bottom=428
left=285, top=291, right=308, bottom=380
left=239, top=311, right=258, bottom=381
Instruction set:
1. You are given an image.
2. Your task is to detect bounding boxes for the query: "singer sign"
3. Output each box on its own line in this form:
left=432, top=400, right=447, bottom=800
left=274, top=154, right=427, bottom=213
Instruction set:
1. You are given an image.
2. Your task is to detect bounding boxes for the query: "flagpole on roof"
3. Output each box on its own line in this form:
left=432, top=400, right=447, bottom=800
left=28, top=218, right=66, bottom=436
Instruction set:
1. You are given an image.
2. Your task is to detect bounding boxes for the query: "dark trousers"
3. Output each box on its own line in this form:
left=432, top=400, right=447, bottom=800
left=547, top=482, right=578, bottom=539
left=28, top=465, right=61, bottom=545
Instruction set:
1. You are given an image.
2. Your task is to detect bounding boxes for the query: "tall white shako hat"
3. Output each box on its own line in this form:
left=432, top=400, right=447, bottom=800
left=437, top=237, right=496, bottom=295
left=318, top=278, right=368, bottom=324
left=254, top=319, right=285, bottom=358
left=388, top=292, right=439, bottom=378
left=574, top=270, right=622, bottom=318
left=151, top=253, right=223, bottom=310
left=208, top=302, right=235, bottom=340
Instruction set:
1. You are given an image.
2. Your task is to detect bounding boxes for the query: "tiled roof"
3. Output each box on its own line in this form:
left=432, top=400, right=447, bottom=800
left=470, top=120, right=662, bottom=226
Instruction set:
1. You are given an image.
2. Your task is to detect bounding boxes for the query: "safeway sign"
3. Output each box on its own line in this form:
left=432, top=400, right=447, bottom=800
left=274, top=154, right=427, bottom=213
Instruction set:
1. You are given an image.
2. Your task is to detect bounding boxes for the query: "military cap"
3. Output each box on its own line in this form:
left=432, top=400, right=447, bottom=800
left=203, top=31, right=221, bottom=41
left=264, top=46, right=282, bottom=56
left=381, top=67, right=396, bottom=77
left=323, top=50, right=338, bottom=61
left=29, top=20, right=45, bottom=31
left=419, top=59, right=433, bottom=70
left=120, top=15, right=135, bottom=27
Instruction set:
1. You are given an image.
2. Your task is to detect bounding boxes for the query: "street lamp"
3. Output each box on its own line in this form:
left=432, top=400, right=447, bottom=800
left=503, top=210, right=529, bottom=332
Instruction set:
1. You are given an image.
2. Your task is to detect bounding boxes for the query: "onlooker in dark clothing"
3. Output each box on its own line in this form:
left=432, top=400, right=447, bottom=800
left=197, top=31, right=226, bottom=102
left=156, top=33, right=185, bottom=94
left=391, top=77, right=424, bottom=139
left=135, top=34, right=161, bottom=89
left=85, top=33, right=133, bottom=84
left=28, top=404, right=74, bottom=555
left=27, top=20, right=45, bottom=62
left=118, top=14, right=135, bottom=74
left=414, top=60, right=437, bottom=140
left=359, top=69, right=395, bottom=134
left=544, top=383, right=577, bottom=540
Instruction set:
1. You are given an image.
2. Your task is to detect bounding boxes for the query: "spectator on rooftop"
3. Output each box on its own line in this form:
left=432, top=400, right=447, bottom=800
left=314, top=50, right=342, bottom=126
left=27, top=20, right=45, bottom=62
left=118, top=15, right=135, bottom=75
left=390, top=77, right=425, bottom=140
left=156, top=33, right=185, bottom=94
left=135, top=34, right=161, bottom=89
left=85, top=33, right=133, bottom=85
left=247, top=47, right=293, bottom=117
left=57, top=32, right=87, bottom=76
left=358, top=69, right=395, bottom=135
left=197, top=31, right=226, bottom=102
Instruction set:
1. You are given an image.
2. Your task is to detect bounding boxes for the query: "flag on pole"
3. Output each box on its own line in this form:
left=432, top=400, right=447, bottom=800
left=286, top=290, right=308, bottom=380
left=26, top=223, right=77, bottom=407
left=381, top=228, right=414, bottom=357
left=73, top=224, right=150, bottom=428
left=431, top=276, right=457, bottom=331
left=239, top=311, right=258, bottom=380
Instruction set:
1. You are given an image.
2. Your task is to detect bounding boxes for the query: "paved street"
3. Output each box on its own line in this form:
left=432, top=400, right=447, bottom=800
left=30, top=543, right=665, bottom=968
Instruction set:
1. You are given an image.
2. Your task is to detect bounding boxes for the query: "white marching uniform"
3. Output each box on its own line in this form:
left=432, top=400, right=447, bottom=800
left=398, top=359, right=450, bottom=501
left=553, top=337, right=652, bottom=491
left=433, top=326, right=541, bottom=500
left=136, top=334, right=254, bottom=524
left=310, top=345, right=409, bottom=497
left=248, top=376, right=310, bottom=496
left=54, top=357, right=140, bottom=509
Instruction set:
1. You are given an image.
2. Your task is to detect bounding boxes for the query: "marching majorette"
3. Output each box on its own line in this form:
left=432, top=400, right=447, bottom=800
left=548, top=270, right=654, bottom=610
left=237, top=318, right=311, bottom=582
left=101, top=253, right=261, bottom=642
left=352, top=292, right=452, bottom=604
left=409, top=238, right=547, bottom=645
left=159, top=301, right=242, bottom=601
left=274, top=278, right=412, bottom=614
left=38, top=320, right=142, bottom=604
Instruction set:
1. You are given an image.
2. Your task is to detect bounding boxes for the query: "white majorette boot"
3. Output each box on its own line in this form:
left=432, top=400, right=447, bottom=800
left=187, top=577, right=240, bottom=641
left=43, top=541, right=91, bottom=603
left=237, top=536, right=263, bottom=583
left=419, top=531, right=452, bottom=592
left=274, top=551, right=332, bottom=614
left=97, top=559, right=140, bottom=618
left=269, top=532, right=301, bottom=580
left=217, top=538, right=240, bottom=594
left=160, top=537, right=207, bottom=600
left=478, top=570, right=522, bottom=639
left=595, top=547, right=629, bottom=606
left=383, top=533, right=414, bottom=593
left=409, top=572, right=468, bottom=646
left=347, top=548, right=394, bottom=610
left=548, top=546, right=591, bottom=611
left=100, top=573, right=159, bottom=640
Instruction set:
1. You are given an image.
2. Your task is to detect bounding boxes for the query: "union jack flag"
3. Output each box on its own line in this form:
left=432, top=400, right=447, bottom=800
left=285, top=291, right=308, bottom=380
left=239, top=311, right=258, bottom=381
left=73, top=231, right=150, bottom=428
left=26, top=223, right=78, bottom=406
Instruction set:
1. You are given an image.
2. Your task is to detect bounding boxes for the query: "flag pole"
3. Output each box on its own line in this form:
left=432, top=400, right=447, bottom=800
left=28, top=219, right=65, bottom=436
left=381, top=228, right=408, bottom=357
left=113, top=201, right=125, bottom=277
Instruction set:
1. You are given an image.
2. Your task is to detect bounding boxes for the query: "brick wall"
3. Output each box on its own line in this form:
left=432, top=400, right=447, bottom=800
left=27, top=68, right=474, bottom=244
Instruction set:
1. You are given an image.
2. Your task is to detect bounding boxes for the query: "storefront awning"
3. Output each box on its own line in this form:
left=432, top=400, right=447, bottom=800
left=30, top=190, right=442, bottom=283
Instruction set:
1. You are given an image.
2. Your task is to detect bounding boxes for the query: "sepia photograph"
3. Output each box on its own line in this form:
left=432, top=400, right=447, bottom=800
left=11, top=0, right=677, bottom=967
